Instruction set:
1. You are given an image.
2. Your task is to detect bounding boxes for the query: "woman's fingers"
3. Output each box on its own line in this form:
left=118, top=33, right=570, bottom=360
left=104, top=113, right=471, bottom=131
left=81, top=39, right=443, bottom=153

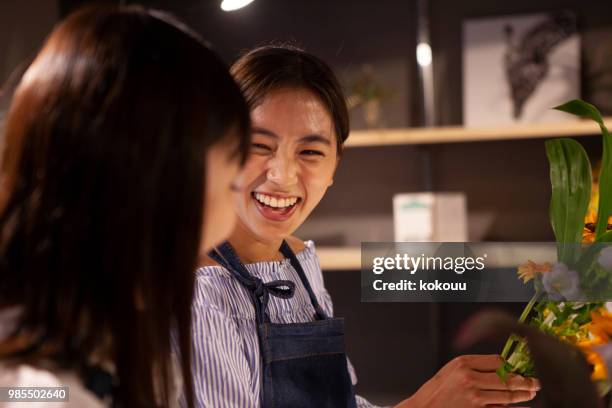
left=471, top=389, right=536, bottom=405
left=504, top=374, right=540, bottom=391
left=455, top=354, right=503, bottom=371
left=467, top=371, right=540, bottom=391
left=487, top=406, right=530, bottom=408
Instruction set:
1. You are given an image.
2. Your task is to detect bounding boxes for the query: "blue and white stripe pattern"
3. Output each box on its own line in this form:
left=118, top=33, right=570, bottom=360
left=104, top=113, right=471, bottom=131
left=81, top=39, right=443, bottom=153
left=189, top=240, right=379, bottom=407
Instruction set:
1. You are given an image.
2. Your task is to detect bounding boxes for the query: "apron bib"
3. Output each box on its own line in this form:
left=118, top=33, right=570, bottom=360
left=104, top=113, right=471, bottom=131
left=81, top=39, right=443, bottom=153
left=210, top=241, right=357, bottom=408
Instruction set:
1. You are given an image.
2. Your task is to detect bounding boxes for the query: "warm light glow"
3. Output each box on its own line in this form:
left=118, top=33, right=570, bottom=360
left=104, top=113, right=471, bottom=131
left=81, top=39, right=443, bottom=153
left=416, top=42, right=432, bottom=67
left=220, top=0, right=254, bottom=11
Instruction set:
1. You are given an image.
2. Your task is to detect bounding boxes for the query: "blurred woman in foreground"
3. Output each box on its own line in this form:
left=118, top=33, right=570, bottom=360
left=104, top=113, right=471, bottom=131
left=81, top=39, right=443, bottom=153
left=0, top=5, right=249, bottom=407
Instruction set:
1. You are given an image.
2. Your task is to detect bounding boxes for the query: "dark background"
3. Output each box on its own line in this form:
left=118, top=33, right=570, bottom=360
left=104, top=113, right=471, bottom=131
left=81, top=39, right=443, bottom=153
left=3, top=0, right=612, bottom=404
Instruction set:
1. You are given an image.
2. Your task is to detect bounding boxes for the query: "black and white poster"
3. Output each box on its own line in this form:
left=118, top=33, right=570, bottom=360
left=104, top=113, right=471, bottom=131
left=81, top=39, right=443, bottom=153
left=463, top=12, right=580, bottom=125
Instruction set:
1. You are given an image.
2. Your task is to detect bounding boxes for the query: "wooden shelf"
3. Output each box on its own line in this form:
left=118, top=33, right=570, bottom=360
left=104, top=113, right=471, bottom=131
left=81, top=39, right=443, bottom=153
left=344, top=118, right=612, bottom=147
left=317, top=246, right=361, bottom=270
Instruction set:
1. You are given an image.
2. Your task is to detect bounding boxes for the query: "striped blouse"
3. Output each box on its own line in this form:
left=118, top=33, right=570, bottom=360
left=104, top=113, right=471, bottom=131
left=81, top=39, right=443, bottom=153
left=190, top=240, right=380, bottom=407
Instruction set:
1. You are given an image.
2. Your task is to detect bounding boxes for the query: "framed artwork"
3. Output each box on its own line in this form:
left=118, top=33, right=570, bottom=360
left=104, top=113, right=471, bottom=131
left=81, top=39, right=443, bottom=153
left=463, top=11, right=580, bottom=125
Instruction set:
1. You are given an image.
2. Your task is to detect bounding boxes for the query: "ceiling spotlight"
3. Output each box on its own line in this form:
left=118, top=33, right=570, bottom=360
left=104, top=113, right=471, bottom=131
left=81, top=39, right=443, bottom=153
left=416, top=42, right=432, bottom=67
left=220, top=0, right=254, bottom=12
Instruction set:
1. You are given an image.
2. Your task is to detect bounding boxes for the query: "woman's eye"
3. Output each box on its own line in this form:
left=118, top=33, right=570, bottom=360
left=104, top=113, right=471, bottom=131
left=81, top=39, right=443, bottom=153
left=251, top=143, right=272, bottom=151
left=300, top=149, right=324, bottom=157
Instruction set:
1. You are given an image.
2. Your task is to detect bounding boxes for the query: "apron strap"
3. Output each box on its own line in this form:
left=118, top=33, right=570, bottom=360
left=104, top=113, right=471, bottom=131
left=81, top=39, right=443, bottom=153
left=209, top=242, right=296, bottom=324
left=280, top=240, right=328, bottom=320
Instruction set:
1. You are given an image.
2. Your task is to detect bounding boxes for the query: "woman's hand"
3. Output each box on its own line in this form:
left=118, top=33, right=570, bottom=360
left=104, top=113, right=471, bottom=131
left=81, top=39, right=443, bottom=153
left=395, top=355, right=540, bottom=408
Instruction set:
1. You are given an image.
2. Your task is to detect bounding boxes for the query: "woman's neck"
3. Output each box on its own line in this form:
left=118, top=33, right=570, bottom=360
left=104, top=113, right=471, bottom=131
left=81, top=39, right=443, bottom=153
left=228, top=222, right=285, bottom=264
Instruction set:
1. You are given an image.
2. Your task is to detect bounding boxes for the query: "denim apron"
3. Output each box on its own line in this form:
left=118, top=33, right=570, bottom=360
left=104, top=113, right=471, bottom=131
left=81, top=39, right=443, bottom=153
left=209, top=240, right=357, bottom=408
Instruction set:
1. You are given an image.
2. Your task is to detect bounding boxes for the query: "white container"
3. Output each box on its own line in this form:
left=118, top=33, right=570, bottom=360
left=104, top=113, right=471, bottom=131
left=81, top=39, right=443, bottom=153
left=393, top=192, right=468, bottom=242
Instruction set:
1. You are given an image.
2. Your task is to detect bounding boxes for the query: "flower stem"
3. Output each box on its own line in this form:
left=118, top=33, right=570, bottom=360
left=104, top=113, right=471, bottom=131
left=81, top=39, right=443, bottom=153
left=501, top=291, right=540, bottom=359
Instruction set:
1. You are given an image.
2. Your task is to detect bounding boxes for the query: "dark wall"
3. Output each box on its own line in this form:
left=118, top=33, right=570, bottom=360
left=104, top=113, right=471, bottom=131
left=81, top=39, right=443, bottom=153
left=0, top=0, right=58, bottom=85
left=164, top=0, right=422, bottom=128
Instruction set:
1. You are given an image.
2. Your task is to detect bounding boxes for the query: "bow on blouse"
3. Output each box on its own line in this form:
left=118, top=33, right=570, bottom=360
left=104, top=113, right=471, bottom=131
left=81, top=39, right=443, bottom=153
left=208, top=242, right=296, bottom=321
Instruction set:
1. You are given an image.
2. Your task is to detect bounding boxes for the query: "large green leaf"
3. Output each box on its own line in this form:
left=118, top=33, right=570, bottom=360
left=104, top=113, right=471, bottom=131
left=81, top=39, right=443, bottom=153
left=555, top=99, right=612, bottom=239
left=545, top=138, right=592, bottom=264
left=596, top=230, right=612, bottom=243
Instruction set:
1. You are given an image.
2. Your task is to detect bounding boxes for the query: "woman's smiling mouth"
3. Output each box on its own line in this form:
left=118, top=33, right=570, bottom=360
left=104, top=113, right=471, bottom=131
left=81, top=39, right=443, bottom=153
left=251, top=192, right=301, bottom=221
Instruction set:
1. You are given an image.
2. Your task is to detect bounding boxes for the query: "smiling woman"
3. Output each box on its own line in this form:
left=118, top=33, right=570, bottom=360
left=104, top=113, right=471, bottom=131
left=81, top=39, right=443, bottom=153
left=189, top=45, right=362, bottom=408
left=188, top=44, right=540, bottom=408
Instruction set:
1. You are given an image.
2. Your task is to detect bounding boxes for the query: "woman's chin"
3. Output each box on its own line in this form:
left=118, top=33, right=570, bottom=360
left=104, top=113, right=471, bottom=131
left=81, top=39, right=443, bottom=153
left=253, top=221, right=295, bottom=241
left=248, top=213, right=300, bottom=242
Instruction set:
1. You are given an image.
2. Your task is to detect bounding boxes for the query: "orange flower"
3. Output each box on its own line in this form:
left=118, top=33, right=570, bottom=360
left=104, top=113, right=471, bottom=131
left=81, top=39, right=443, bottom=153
left=576, top=308, right=612, bottom=381
left=583, top=211, right=596, bottom=244
left=582, top=175, right=612, bottom=243
left=517, top=260, right=552, bottom=283
left=584, top=349, right=608, bottom=381
left=588, top=309, right=612, bottom=340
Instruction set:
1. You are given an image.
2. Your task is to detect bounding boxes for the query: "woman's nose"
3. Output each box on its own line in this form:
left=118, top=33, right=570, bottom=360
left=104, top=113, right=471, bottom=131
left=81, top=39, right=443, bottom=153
left=266, top=155, right=298, bottom=186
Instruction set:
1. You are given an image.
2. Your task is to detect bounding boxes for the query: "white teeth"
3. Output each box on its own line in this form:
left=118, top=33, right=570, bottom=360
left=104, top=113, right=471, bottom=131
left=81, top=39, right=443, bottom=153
left=254, top=193, right=299, bottom=208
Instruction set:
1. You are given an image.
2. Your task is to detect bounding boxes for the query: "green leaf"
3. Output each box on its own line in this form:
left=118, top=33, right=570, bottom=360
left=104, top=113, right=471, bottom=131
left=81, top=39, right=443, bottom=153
left=555, top=99, right=612, bottom=239
left=545, top=138, right=592, bottom=264
left=496, top=363, right=510, bottom=383
left=554, top=100, right=606, bottom=124
left=596, top=230, right=612, bottom=242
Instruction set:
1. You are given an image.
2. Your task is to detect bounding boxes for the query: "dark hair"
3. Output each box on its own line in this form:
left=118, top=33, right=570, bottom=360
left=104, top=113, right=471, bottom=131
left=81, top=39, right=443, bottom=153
left=0, top=5, right=249, bottom=407
left=230, top=44, right=349, bottom=154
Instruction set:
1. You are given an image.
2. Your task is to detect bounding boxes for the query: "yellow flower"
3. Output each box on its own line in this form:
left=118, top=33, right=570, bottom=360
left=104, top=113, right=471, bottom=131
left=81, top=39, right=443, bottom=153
left=517, top=260, right=552, bottom=283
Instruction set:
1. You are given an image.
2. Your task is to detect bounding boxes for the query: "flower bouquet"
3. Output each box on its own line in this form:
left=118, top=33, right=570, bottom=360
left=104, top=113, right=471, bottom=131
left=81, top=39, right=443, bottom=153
left=498, top=100, right=612, bottom=394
